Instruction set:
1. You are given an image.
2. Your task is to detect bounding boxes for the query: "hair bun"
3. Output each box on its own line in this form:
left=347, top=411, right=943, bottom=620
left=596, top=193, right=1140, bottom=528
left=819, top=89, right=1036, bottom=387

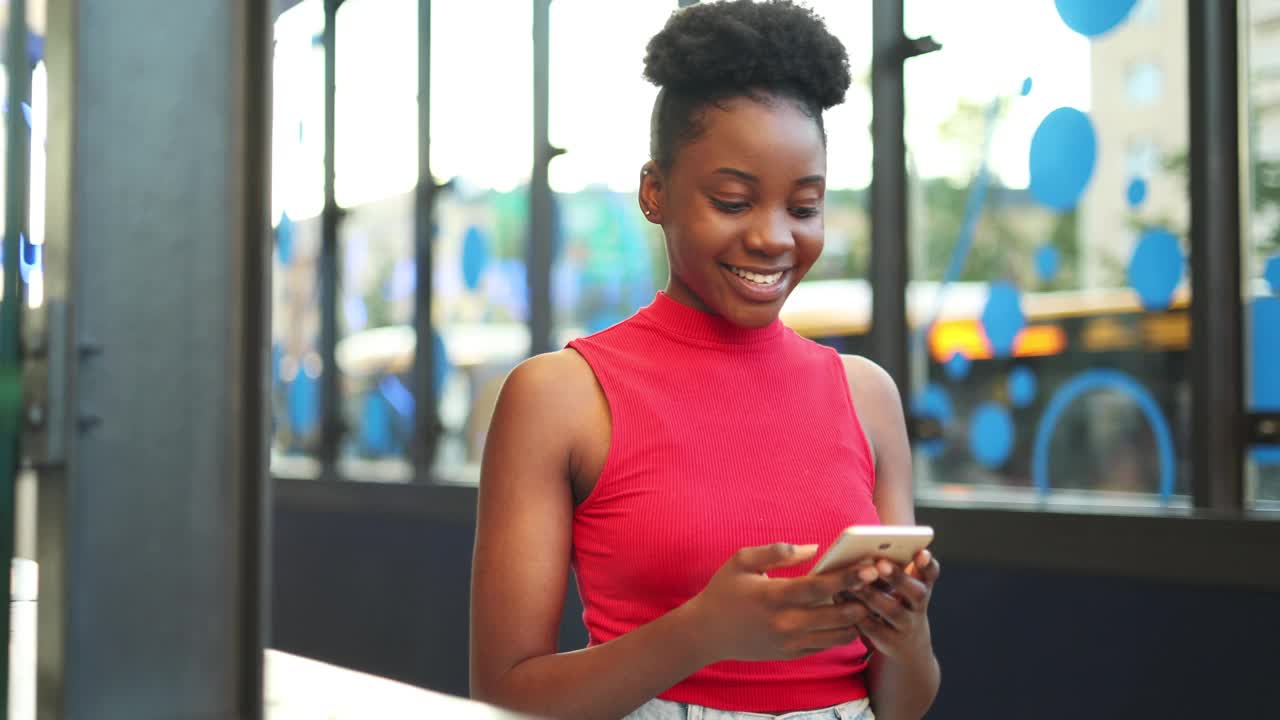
left=643, top=0, right=851, bottom=110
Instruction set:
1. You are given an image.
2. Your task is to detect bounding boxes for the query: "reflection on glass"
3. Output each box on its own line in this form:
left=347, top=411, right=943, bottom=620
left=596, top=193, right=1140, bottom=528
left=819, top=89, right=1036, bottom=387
left=1244, top=0, right=1280, bottom=509
left=430, top=0, right=533, bottom=482
left=904, top=0, right=1192, bottom=508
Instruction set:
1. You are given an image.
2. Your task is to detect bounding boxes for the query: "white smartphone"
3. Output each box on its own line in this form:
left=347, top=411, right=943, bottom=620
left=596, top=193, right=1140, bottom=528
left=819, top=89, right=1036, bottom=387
left=808, top=525, right=935, bottom=576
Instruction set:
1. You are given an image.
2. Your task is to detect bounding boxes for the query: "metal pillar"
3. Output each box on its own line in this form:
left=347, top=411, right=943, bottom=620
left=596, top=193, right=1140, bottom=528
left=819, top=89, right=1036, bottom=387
left=34, top=1, right=272, bottom=717
left=320, top=0, right=342, bottom=475
left=413, top=0, right=440, bottom=479
left=869, top=1, right=910, bottom=395
left=1188, top=0, right=1244, bottom=511
left=529, top=0, right=557, bottom=358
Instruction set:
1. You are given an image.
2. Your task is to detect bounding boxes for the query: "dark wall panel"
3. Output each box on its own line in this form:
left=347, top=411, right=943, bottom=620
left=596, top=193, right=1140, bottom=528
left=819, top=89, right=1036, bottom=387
left=271, top=498, right=585, bottom=698
left=928, top=561, right=1276, bottom=719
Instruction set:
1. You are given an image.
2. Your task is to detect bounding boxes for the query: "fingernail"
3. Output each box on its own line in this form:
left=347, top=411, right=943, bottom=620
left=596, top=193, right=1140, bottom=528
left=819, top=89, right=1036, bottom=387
left=795, top=544, right=819, bottom=555
left=879, top=560, right=894, bottom=575
left=858, top=567, right=878, bottom=583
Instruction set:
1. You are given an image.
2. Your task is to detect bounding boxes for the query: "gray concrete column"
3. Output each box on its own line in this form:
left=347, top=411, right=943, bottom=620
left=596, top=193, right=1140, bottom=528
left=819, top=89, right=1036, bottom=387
left=31, top=1, right=272, bottom=718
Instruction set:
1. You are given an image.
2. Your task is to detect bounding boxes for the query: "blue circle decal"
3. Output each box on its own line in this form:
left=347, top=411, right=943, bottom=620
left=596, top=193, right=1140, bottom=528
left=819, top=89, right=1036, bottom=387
left=1032, top=369, right=1176, bottom=502
left=912, top=383, right=954, bottom=459
left=945, top=352, right=971, bottom=381
left=1035, top=245, right=1061, bottom=282
left=1029, top=108, right=1097, bottom=211
left=980, top=281, right=1027, bottom=357
left=1009, top=366, right=1038, bottom=408
left=1126, top=177, right=1148, bottom=208
left=1054, top=0, right=1138, bottom=38
left=1265, top=254, right=1280, bottom=294
left=461, top=225, right=491, bottom=291
left=1127, top=227, right=1184, bottom=310
left=969, top=402, right=1014, bottom=468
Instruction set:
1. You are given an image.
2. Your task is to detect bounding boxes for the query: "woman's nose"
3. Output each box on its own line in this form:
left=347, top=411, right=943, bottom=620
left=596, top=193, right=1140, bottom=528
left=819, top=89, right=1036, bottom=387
left=743, top=209, right=795, bottom=257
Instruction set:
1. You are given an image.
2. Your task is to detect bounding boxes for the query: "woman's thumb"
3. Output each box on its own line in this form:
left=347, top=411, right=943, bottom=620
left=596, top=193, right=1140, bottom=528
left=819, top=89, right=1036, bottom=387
left=736, top=542, right=820, bottom=573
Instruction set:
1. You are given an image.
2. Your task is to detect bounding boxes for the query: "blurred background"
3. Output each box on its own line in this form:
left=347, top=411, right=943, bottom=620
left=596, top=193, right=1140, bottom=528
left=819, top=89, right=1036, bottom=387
left=0, top=0, right=1276, bottom=718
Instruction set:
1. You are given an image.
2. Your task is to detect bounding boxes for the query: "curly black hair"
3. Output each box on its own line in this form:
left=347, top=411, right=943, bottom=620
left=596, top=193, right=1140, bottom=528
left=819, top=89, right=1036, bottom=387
left=643, top=0, right=851, bottom=170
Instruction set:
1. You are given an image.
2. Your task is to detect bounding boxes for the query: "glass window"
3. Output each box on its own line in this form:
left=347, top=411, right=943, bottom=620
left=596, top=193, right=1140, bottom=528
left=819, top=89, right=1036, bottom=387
left=1244, top=0, right=1280, bottom=510
left=333, top=0, right=418, bottom=480
left=429, top=0, right=533, bottom=483
left=904, top=0, right=1192, bottom=510
left=270, top=0, right=326, bottom=475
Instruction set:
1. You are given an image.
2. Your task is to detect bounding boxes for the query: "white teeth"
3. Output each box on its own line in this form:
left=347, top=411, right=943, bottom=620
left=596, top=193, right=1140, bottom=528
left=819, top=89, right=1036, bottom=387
left=729, top=265, right=784, bottom=286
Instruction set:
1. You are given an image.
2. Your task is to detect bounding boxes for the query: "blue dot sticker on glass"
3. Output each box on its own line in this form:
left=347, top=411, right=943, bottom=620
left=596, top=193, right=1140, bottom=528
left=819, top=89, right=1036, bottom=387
left=1008, top=366, right=1038, bottom=408
left=1034, top=244, right=1061, bottom=282
left=969, top=402, right=1014, bottom=468
left=945, top=352, right=971, bottom=381
left=432, top=328, right=451, bottom=398
left=1054, top=0, right=1137, bottom=38
left=18, top=233, right=39, bottom=284
left=461, top=225, right=491, bottom=292
left=980, top=281, right=1026, bottom=357
left=1251, top=297, right=1280, bottom=465
left=276, top=213, right=295, bottom=266
left=1127, top=227, right=1184, bottom=310
left=912, top=383, right=954, bottom=459
left=1021, top=77, right=1033, bottom=96
left=1126, top=177, right=1148, bottom=208
left=1265, top=254, right=1280, bottom=294
left=1028, top=108, right=1097, bottom=211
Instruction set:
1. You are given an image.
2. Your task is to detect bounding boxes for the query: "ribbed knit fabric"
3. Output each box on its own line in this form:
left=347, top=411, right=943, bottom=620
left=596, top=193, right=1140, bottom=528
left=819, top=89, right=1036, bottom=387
left=567, top=292, right=879, bottom=713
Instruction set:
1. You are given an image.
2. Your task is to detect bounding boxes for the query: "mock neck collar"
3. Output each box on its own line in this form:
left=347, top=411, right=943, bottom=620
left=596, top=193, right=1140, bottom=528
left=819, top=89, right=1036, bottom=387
left=639, top=291, right=784, bottom=345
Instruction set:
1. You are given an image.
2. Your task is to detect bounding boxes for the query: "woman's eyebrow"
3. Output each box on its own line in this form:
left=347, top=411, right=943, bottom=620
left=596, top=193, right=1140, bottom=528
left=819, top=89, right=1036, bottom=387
left=712, top=167, right=758, bottom=183
left=711, top=168, right=826, bottom=187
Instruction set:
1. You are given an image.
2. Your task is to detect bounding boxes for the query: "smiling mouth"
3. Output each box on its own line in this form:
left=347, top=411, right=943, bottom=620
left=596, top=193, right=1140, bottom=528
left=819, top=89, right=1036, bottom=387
left=723, top=264, right=787, bottom=287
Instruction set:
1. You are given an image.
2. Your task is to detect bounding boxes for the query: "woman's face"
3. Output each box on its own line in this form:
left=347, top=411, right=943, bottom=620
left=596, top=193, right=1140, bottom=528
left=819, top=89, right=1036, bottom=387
left=641, top=94, right=826, bottom=328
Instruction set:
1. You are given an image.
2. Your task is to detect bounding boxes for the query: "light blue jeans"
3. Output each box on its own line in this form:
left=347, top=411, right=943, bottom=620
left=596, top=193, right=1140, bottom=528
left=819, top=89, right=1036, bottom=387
left=624, top=697, right=873, bottom=720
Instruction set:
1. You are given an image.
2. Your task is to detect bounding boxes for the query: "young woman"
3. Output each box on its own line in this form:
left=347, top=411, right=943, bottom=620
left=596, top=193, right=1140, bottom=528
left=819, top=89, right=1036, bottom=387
left=470, top=2, right=941, bottom=718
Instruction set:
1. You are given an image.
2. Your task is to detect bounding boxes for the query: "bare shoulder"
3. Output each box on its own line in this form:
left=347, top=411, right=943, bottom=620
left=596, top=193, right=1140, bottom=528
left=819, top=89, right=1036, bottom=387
left=838, top=354, right=905, bottom=412
left=501, top=348, right=599, bottom=403
left=837, top=355, right=909, bottom=469
left=486, top=348, right=605, bottom=472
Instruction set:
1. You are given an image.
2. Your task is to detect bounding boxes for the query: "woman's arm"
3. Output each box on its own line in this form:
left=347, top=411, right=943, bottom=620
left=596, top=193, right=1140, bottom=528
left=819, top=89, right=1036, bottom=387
left=841, top=356, right=942, bottom=720
left=470, top=350, right=711, bottom=719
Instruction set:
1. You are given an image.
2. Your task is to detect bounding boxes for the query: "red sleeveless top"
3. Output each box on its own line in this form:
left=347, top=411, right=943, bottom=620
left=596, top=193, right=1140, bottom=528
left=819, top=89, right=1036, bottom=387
left=567, top=292, right=879, bottom=712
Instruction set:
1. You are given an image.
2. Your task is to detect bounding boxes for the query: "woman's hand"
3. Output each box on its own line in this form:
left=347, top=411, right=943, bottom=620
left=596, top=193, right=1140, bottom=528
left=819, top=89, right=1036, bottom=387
left=683, top=542, right=872, bottom=664
left=844, top=549, right=941, bottom=661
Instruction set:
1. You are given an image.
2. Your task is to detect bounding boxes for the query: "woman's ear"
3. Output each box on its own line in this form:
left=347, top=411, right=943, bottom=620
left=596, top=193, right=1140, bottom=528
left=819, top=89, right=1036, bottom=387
left=638, top=161, right=664, bottom=224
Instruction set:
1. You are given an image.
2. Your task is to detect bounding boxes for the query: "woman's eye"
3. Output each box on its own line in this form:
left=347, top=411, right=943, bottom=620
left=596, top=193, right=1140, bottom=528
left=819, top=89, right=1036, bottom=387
left=790, top=206, right=820, bottom=219
left=710, top=198, right=749, bottom=213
